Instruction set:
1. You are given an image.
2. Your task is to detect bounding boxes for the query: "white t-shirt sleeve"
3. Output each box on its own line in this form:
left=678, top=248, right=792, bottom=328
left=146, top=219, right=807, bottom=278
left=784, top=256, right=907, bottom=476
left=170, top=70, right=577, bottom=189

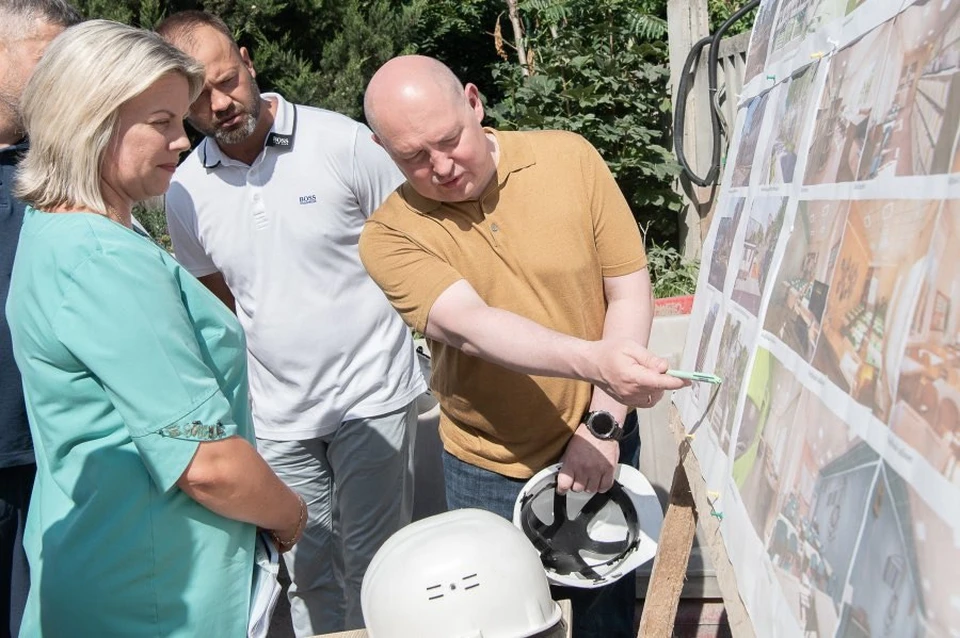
left=164, top=182, right=219, bottom=278
left=351, top=124, right=405, bottom=217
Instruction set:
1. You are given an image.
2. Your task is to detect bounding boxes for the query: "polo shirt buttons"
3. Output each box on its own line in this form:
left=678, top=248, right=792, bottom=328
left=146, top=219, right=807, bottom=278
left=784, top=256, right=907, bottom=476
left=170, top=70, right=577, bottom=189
left=491, top=223, right=500, bottom=232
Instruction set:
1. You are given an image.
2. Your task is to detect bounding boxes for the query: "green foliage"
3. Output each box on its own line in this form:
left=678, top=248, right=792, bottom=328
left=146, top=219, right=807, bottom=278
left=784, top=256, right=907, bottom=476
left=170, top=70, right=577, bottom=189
left=71, top=0, right=421, bottom=119
left=308, top=0, right=423, bottom=118
left=630, top=14, right=669, bottom=41
left=486, top=0, right=683, bottom=247
left=134, top=202, right=173, bottom=251
left=645, top=240, right=700, bottom=299
left=410, top=0, right=506, bottom=103
left=707, top=0, right=757, bottom=35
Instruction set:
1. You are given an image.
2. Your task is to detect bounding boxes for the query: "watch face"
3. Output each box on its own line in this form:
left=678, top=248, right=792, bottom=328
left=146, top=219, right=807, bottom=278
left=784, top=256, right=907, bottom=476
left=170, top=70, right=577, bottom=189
left=589, top=412, right=616, bottom=438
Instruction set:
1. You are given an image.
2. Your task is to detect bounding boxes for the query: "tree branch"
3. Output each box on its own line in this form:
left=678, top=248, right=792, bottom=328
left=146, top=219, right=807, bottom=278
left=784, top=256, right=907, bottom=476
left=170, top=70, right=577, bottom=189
left=504, top=0, right=530, bottom=76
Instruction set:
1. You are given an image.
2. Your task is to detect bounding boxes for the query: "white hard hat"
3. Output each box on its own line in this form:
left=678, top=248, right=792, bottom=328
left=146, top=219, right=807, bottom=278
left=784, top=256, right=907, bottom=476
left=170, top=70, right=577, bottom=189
left=361, top=508, right=564, bottom=638
left=513, top=463, right=662, bottom=589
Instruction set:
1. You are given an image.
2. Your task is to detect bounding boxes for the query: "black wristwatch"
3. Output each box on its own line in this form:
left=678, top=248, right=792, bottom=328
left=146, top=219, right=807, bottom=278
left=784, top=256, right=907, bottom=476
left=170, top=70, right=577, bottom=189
left=582, top=410, right=624, bottom=441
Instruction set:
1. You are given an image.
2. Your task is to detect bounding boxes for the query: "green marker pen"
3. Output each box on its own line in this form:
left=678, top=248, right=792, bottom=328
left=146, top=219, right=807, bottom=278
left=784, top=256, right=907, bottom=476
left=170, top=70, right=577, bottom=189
left=667, top=369, right=723, bottom=384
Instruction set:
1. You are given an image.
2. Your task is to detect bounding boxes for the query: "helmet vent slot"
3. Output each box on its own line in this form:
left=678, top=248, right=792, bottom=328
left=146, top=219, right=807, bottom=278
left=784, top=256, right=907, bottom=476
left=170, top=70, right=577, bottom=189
left=426, top=584, right=444, bottom=600
left=462, top=573, right=480, bottom=590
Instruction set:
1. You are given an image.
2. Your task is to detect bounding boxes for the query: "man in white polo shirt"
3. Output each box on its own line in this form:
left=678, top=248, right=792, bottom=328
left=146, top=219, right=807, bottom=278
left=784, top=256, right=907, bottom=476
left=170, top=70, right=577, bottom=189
left=157, top=11, right=426, bottom=636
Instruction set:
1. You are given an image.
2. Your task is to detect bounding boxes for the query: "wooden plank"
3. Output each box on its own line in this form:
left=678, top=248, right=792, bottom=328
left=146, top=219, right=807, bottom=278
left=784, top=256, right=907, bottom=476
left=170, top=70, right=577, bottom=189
left=702, top=34, right=749, bottom=239
left=718, top=35, right=749, bottom=138
left=667, top=0, right=713, bottom=261
left=717, top=31, right=751, bottom=60
left=561, top=599, right=573, bottom=638
left=312, top=599, right=574, bottom=637
left=667, top=408, right=756, bottom=637
left=635, top=446, right=699, bottom=637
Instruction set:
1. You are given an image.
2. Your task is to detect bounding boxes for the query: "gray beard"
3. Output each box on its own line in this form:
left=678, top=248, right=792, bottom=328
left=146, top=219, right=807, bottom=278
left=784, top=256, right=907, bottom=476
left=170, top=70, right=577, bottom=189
left=201, top=75, right=262, bottom=146
left=214, top=110, right=258, bottom=145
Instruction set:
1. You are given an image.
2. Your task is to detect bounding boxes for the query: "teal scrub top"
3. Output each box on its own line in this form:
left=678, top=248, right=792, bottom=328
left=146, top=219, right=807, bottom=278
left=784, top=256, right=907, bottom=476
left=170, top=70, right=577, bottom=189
left=7, top=208, right=255, bottom=637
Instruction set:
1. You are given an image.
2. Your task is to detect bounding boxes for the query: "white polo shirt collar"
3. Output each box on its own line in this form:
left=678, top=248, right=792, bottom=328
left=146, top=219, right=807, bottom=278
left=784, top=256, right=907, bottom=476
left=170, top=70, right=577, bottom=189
left=166, top=96, right=426, bottom=438
left=199, top=92, right=298, bottom=169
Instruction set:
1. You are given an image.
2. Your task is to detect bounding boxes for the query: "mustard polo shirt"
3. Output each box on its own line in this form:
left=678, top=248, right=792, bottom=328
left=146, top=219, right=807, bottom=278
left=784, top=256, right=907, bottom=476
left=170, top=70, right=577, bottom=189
left=359, top=129, right=646, bottom=477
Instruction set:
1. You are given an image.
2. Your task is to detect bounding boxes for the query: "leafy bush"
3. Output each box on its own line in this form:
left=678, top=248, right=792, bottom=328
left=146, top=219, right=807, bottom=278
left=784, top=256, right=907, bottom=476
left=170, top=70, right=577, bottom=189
left=708, top=0, right=757, bottom=34
left=646, top=240, right=700, bottom=299
left=412, top=0, right=508, bottom=106
left=485, top=0, right=683, bottom=248
left=71, top=0, right=422, bottom=120
left=133, top=202, right=173, bottom=252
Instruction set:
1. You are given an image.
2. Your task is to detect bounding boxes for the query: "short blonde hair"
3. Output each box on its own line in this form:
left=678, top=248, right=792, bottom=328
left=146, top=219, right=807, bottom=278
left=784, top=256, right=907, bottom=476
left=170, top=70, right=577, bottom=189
left=16, top=20, right=205, bottom=215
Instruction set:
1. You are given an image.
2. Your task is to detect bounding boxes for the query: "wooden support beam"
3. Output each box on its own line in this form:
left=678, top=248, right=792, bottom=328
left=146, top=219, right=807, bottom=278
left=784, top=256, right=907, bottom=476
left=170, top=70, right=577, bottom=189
left=636, top=445, right=699, bottom=637
left=669, top=414, right=755, bottom=636
left=667, top=0, right=713, bottom=261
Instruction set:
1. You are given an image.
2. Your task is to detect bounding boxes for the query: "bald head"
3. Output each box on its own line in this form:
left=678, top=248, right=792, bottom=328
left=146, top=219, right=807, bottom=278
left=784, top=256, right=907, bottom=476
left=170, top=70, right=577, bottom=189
left=363, top=55, right=498, bottom=203
left=364, top=55, right=466, bottom=138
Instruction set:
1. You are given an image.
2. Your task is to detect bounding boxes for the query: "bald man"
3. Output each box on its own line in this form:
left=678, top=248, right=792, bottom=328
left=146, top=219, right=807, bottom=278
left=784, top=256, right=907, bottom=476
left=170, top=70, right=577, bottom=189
left=359, top=55, right=687, bottom=638
left=0, top=2, right=81, bottom=635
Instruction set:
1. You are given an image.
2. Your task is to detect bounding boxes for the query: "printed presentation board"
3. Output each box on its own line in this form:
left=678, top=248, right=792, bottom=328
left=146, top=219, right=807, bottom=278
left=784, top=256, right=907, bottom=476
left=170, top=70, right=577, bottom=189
left=674, top=0, right=960, bottom=635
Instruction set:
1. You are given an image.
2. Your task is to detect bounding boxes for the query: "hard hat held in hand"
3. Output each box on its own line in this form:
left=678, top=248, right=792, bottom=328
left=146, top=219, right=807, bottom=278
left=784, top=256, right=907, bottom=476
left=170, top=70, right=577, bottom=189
left=513, top=463, right=662, bottom=589
left=361, top=508, right=564, bottom=638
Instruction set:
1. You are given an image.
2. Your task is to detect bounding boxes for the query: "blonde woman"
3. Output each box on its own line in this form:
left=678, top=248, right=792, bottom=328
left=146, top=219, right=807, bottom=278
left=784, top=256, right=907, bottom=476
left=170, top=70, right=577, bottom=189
left=6, top=21, right=304, bottom=636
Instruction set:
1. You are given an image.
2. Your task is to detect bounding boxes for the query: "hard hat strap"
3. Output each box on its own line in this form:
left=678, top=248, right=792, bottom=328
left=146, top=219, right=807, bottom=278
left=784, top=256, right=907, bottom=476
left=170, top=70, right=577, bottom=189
left=519, top=480, right=642, bottom=583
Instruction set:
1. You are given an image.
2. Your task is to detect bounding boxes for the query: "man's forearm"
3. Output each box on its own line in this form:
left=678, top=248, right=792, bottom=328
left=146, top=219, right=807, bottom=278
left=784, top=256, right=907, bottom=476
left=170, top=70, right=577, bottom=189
left=587, top=298, right=647, bottom=422
left=588, top=272, right=656, bottom=420
left=432, top=300, right=599, bottom=381
left=425, top=278, right=680, bottom=406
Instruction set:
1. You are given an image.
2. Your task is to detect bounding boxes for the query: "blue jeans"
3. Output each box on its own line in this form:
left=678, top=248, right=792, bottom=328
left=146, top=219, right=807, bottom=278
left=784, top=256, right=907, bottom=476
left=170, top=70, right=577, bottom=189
left=442, top=412, right=640, bottom=638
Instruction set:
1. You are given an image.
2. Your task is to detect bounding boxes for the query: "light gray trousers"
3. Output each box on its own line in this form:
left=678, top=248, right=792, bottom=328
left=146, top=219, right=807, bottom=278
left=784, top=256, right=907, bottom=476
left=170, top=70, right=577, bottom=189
left=258, top=401, right=416, bottom=636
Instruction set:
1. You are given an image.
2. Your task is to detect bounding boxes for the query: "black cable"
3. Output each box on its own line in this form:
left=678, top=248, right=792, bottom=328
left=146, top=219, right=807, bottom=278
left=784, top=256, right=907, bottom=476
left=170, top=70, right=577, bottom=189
left=674, top=34, right=715, bottom=187
left=674, top=0, right=762, bottom=188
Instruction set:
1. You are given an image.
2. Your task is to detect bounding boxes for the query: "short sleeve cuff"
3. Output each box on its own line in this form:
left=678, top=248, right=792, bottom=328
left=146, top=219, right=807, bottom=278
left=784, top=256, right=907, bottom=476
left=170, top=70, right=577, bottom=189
left=131, top=390, right=239, bottom=492
left=412, top=273, right=465, bottom=334
left=601, top=255, right=648, bottom=278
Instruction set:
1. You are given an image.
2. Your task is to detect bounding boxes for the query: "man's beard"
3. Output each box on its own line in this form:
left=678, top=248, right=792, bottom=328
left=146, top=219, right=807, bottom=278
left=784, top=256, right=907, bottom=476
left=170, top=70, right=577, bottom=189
left=215, top=103, right=259, bottom=145
left=200, top=76, right=262, bottom=146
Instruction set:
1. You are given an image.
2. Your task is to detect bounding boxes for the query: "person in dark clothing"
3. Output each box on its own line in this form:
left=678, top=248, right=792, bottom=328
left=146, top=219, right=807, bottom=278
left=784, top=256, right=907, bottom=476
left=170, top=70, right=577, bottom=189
left=0, top=2, right=81, bottom=636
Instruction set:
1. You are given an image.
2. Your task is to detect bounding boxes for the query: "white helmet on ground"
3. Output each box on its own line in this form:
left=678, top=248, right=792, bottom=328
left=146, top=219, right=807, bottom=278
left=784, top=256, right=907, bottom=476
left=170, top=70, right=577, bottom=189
left=513, top=463, right=662, bottom=589
left=361, top=508, right=564, bottom=637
